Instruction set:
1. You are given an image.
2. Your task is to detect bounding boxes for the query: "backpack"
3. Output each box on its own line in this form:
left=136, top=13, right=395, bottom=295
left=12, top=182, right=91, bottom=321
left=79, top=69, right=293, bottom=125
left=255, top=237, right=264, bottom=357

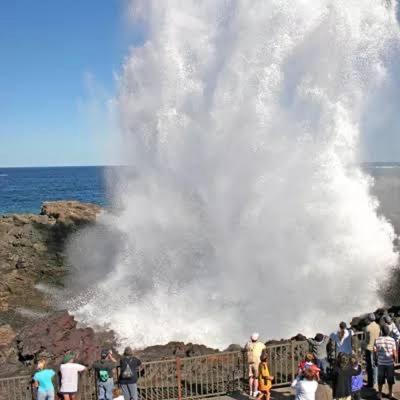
left=98, top=369, right=109, bottom=382
left=121, top=359, right=134, bottom=379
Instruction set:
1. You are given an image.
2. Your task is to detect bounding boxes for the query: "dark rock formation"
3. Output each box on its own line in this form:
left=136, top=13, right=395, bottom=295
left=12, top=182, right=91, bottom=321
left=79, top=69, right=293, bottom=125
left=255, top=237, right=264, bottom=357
left=134, top=341, right=219, bottom=362
left=16, top=311, right=116, bottom=368
left=0, top=201, right=101, bottom=329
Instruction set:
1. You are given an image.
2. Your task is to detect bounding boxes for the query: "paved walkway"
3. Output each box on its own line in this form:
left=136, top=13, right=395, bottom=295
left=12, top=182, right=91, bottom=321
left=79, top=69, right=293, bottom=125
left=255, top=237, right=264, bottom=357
left=215, top=369, right=400, bottom=400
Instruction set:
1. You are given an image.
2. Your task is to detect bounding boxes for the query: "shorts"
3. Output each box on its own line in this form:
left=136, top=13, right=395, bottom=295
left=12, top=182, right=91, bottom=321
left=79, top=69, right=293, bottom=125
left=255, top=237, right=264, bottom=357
left=249, top=363, right=260, bottom=377
left=378, top=364, right=395, bottom=385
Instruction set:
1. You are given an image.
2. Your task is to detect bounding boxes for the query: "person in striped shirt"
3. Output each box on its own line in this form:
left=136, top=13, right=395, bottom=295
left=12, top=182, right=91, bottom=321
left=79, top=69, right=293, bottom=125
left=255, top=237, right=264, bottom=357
left=374, top=325, right=397, bottom=399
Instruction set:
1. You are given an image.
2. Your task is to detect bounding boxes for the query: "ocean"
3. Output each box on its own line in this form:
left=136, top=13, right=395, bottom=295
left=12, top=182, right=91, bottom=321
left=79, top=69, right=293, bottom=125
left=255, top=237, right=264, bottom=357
left=0, top=166, right=109, bottom=215
left=1, top=164, right=400, bottom=231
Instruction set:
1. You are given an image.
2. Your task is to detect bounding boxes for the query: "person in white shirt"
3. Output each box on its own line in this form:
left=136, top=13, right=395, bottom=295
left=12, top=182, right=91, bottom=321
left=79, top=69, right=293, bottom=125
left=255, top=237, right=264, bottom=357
left=291, top=368, right=318, bottom=400
left=59, top=352, right=86, bottom=400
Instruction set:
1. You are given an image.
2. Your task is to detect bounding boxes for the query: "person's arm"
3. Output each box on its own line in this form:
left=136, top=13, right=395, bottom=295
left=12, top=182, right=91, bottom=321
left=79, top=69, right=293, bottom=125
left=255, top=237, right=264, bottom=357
left=77, top=364, right=87, bottom=372
left=350, top=365, right=362, bottom=376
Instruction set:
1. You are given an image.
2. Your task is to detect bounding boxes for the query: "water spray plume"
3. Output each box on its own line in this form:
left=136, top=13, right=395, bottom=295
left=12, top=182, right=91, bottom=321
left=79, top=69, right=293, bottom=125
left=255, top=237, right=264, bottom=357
left=67, top=0, right=400, bottom=349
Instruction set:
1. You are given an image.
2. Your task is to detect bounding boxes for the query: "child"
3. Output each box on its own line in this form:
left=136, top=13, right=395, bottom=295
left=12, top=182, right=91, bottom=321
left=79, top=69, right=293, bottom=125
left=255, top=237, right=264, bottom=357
left=257, top=351, right=274, bottom=400
left=291, top=368, right=318, bottom=400
left=113, top=387, right=124, bottom=400
left=332, top=353, right=361, bottom=400
left=298, top=353, right=321, bottom=381
left=351, top=356, right=363, bottom=400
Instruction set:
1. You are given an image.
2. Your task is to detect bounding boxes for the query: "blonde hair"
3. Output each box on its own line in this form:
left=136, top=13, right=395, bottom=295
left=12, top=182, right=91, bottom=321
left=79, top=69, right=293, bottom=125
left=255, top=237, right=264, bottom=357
left=37, top=359, right=47, bottom=370
left=113, top=387, right=123, bottom=397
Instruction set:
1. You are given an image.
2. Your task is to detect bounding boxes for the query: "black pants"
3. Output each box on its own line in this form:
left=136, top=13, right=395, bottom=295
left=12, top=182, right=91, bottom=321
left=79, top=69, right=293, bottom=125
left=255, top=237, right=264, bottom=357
left=352, top=390, right=361, bottom=400
left=365, top=349, right=377, bottom=387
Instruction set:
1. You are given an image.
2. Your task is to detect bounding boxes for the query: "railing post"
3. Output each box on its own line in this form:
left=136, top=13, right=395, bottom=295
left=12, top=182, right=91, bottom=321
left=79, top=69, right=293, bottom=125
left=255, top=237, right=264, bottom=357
left=176, top=357, right=182, bottom=400
left=291, top=340, right=295, bottom=381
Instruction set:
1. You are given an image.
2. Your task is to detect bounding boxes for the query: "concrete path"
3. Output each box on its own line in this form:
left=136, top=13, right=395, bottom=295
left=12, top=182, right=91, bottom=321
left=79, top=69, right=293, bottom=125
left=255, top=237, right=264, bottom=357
left=215, top=369, right=400, bottom=400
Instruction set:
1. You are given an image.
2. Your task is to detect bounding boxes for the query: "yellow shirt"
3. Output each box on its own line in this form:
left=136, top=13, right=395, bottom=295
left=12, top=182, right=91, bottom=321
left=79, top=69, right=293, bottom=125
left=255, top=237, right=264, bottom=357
left=246, top=341, right=266, bottom=364
left=258, top=362, right=272, bottom=391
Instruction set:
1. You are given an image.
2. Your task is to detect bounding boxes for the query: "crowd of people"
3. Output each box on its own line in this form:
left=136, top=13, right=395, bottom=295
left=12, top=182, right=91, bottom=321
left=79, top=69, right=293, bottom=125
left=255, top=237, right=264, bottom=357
left=30, top=311, right=400, bottom=400
left=32, top=346, right=142, bottom=400
left=245, top=312, right=400, bottom=400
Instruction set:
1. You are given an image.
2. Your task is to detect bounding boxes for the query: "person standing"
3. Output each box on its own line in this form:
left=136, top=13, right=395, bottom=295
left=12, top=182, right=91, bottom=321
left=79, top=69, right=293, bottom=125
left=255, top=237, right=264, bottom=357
left=331, top=353, right=361, bottom=400
left=118, top=346, right=142, bottom=400
left=330, top=322, right=353, bottom=356
left=32, top=359, right=56, bottom=400
left=93, top=349, right=117, bottom=400
left=245, top=333, right=266, bottom=397
left=383, top=315, right=400, bottom=342
left=374, top=325, right=397, bottom=399
left=291, top=368, right=318, bottom=400
left=307, top=334, right=330, bottom=376
left=363, top=313, right=380, bottom=388
left=350, top=356, right=363, bottom=400
left=59, top=352, right=87, bottom=400
left=257, top=351, right=274, bottom=400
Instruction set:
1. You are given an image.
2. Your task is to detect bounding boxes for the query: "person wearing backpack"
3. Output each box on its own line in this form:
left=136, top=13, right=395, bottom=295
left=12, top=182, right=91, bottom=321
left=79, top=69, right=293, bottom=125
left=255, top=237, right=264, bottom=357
left=93, top=349, right=117, bottom=400
left=118, top=347, right=142, bottom=400
left=244, top=333, right=266, bottom=397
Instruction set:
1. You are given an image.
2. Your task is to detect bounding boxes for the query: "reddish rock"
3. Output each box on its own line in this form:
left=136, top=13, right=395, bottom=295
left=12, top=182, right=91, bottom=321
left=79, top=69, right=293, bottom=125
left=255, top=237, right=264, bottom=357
left=16, top=311, right=116, bottom=368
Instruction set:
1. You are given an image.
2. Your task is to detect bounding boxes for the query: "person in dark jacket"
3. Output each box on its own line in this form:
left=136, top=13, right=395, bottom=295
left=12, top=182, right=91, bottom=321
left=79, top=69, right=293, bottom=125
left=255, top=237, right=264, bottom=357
left=331, top=353, right=361, bottom=400
left=118, top=347, right=142, bottom=400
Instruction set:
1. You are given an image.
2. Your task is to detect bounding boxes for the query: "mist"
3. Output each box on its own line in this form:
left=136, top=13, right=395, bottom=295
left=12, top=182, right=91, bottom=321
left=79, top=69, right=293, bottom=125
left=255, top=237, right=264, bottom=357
left=66, top=0, right=400, bottom=349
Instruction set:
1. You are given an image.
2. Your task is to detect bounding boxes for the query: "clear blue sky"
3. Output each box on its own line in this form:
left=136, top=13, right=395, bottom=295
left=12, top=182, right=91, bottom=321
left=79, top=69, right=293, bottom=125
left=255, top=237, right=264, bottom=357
left=0, top=2, right=398, bottom=167
left=0, top=0, right=143, bottom=167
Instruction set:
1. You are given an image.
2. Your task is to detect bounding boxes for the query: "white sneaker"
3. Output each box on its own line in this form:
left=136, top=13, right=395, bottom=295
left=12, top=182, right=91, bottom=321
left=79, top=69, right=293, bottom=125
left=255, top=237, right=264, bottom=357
left=253, top=391, right=260, bottom=397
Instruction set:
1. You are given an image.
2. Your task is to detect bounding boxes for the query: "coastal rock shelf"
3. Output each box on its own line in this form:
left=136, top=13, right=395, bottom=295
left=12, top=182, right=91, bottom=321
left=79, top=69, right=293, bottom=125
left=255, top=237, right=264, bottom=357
left=0, top=201, right=101, bottom=329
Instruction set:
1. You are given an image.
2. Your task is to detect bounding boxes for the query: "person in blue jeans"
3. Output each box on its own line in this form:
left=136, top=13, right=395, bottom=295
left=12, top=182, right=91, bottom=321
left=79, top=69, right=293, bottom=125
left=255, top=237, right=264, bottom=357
left=33, top=359, right=56, bottom=400
left=92, top=349, right=117, bottom=400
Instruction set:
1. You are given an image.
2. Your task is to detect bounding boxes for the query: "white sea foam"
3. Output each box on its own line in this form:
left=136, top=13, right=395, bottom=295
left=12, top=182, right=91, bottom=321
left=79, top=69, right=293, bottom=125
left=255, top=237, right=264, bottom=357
left=67, top=0, right=400, bottom=349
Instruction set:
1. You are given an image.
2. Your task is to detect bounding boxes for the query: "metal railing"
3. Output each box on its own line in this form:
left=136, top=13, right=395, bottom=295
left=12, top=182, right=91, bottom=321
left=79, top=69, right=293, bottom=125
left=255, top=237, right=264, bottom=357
left=0, top=335, right=369, bottom=400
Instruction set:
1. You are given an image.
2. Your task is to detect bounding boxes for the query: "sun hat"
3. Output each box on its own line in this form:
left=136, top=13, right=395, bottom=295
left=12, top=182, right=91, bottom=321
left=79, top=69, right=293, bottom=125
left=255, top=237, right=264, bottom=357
left=251, top=332, right=260, bottom=341
left=63, top=352, right=75, bottom=363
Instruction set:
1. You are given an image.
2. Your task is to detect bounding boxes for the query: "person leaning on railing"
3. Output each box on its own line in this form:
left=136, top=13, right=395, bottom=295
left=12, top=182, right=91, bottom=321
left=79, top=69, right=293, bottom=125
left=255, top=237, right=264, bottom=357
left=32, top=359, right=56, bottom=400
left=92, top=349, right=117, bottom=400
left=118, top=346, right=142, bottom=400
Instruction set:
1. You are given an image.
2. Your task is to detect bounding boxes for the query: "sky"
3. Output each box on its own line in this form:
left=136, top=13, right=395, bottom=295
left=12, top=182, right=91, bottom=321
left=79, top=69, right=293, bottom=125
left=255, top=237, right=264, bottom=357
left=0, top=0, right=144, bottom=167
left=0, top=1, right=399, bottom=167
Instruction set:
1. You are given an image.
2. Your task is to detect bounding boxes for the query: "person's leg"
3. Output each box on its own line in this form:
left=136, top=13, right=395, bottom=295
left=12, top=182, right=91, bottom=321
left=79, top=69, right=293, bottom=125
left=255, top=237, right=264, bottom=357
left=377, top=364, right=385, bottom=398
left=47, top=390, right=55, bottom=400
left=105, top=378, right=114, bottom=400
left=365, top=350, right=373, bottom=387
left=253, top=364, right=259, bottom=396
left=62, top=394, right=71, bottom=400
left=387, top=364, right=395, bottom=398
left=98, top=383, right=105, bottom=400
left=130, top=383, right=138, bottom=400
left=121, top=384, right=130, bottom=400
left=37, top=391, right=46, bottom=400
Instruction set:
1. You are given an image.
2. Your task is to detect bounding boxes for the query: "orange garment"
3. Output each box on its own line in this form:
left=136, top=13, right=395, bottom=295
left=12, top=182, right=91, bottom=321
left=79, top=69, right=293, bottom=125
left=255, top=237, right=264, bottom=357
left=258, top=361, right=272, bottom=392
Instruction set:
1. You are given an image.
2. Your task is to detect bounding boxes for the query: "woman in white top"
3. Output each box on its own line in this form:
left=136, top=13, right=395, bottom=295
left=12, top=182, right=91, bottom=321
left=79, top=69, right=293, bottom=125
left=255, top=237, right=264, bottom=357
left=291, top=367, right=318, bottom=400
left=59, top=352, right=86, bottom=400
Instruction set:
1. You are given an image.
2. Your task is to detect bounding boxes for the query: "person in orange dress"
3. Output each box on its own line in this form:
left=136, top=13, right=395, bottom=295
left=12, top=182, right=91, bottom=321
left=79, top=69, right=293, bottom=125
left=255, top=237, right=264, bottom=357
left=257, top=351, right=274, bottom=400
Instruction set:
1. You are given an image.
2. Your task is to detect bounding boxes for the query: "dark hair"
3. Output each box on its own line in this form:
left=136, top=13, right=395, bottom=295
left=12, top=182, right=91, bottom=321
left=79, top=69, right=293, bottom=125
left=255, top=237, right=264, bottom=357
left=123, top=346, right=133, bottom=357
left=382, top=324, right=390, bottom=336
left=337, top=353, right=350, bottom=369
left=314, top=333, right=324, bottom=342
left=260, top=350, right=268, bottom=362
left=339, top=321, right=347, bottom=329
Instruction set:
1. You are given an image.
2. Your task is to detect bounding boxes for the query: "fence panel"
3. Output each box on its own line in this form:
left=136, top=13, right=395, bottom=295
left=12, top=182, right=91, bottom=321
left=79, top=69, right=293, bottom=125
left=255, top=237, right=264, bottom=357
left=0, top=335, right=374, bottom=400
left=0, top=375, right=32, bottom=400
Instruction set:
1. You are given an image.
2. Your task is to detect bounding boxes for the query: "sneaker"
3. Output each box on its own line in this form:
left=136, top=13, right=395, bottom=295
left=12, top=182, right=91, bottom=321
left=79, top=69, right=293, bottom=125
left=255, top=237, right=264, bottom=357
left=253, top=391, right=260, bottom=397
left=249, top=392, right=254, bottom=397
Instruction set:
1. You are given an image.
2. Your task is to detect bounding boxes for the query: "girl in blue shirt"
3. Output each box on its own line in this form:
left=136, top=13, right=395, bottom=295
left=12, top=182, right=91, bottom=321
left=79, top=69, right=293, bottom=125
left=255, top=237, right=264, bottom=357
left=33, top=359, right=56, bottom=400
